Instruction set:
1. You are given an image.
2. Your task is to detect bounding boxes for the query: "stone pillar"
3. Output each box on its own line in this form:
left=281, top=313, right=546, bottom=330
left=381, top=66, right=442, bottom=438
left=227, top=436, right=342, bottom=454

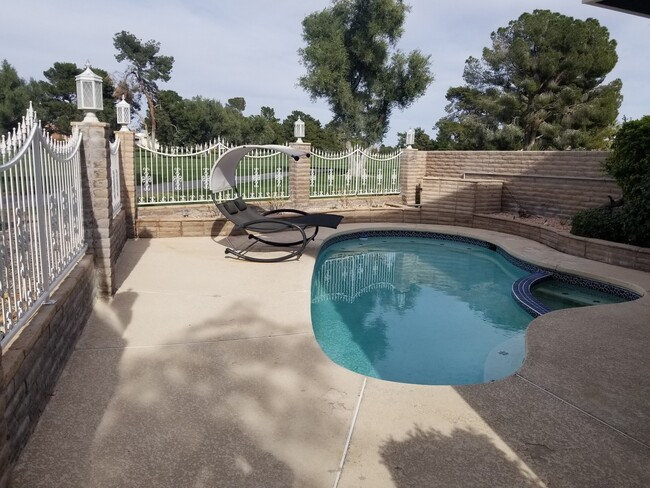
left=73, top=121, right=116, bottom=297
left=399, top=148, right=426, bottom=205
left=289, top=142, right=312, bottom=209
left=115, top=130, right=137, bottom=238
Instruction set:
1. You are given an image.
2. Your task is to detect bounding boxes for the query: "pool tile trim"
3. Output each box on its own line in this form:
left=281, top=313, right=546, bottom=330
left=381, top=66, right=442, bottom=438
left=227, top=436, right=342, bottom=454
left=511, top=271, right=553, bottom=317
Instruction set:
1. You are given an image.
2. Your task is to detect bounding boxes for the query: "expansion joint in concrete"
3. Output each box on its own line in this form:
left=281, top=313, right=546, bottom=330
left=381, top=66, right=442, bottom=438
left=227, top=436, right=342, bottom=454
left=333, top=377, right=367, bottom=488
left=515, top=373, right=650, bottom=450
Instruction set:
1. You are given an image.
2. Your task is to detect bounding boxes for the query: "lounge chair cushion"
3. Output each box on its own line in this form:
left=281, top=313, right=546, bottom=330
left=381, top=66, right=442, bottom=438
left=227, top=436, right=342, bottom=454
left=222, top=200, right=239, bottom=214
left=234, top=198, right=248, bottom=211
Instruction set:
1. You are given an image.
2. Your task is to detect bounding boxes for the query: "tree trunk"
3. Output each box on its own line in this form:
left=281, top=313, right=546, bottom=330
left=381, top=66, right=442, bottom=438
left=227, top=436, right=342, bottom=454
left=523, top=133, right=535, bottom=150
left=523, top=124, right=539, bottom=151
left=146, top=94, right=157, bottom=150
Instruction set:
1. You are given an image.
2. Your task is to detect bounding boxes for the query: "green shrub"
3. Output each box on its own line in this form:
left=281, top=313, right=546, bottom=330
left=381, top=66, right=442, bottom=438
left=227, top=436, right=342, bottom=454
left=620, top=178, right=650, bottom=246
left=571, top=207, right=626, bottom=242
left=605, top=116, right=650, bottom=247
left=603, top=116, right=650, bottom=195
left=571, top=115, right=650, bottom=247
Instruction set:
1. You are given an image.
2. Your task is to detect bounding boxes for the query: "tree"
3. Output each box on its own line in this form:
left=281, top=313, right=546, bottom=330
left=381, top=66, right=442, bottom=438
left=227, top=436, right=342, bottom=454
left=298, top=0, right=433, bottom=145
left=41, top=64, right=77, bottom=133
left=435, top=10, right=621, bottom=150
left=0, top=60, right=32, bottom=135
left=226, top=97, right=246, bottom=113
left=153, top=92, right=342, bottom=149
left=158, top=94, right=229, bottom=146
left=260, top=106, right=277, bottom=122
left=246, top=113, right=282, bottom=145
left=113, top=31, right=174, bottom=147
left=154, top=94, right=254, bottom=146
left=154, top=90, right=186, bottom=145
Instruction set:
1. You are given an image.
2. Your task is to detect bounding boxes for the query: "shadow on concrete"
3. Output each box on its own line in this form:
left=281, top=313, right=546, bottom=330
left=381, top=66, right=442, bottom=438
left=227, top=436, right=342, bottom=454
left=112, top=237, right=151, bottom=291
left=450, top=300, right=650, bottom=488
left=11, top=283, right=354, bottom=487
left=379, top=424, right=545, bottom=488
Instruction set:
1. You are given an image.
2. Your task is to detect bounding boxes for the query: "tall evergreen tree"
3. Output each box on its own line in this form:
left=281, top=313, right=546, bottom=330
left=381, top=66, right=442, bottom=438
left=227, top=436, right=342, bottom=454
left=436, top=10, right=621, bottom=150
left=0, top=60, right=31, bottom=135
left=113, top=31, right=174, bottom=147
left=298, top=0, right=433, bottom=145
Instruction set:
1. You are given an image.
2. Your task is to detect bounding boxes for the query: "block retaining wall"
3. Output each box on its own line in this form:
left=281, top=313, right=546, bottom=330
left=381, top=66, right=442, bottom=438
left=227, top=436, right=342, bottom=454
left=0, top=256, right=96, bottom=488
left=133, top=206, right=649, bottom=272
left=425, top=151, right=621, bottom=219
left=134, top=196, right=403, bottom=238
left=420, top=178, right=503, bottom=216
left=471, top=214, right=650, bottom=272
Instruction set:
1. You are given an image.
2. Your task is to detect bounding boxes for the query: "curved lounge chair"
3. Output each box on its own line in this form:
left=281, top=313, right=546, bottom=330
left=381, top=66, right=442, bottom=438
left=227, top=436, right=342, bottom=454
left=214, top=195, right=343, bottom=262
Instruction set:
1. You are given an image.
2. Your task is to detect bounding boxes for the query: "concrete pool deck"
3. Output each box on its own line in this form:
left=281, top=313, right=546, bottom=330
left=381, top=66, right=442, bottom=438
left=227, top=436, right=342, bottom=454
left=10, top=223, right=650, bottom=487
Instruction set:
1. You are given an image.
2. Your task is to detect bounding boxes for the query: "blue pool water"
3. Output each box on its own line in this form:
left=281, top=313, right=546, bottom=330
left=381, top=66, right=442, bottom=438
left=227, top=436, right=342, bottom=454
left=311, top=235, right=534, bottom=385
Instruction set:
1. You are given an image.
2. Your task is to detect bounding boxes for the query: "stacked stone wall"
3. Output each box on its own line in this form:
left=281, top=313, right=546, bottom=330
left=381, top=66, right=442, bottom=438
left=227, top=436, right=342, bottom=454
left=0, top=256, right=95, bottom=487
left=134, top=196, right=402, bottom=238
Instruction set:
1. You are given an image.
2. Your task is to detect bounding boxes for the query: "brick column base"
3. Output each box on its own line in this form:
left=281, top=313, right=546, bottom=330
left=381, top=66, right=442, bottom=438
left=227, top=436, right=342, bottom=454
left=73, top=121, right=118, bottom=296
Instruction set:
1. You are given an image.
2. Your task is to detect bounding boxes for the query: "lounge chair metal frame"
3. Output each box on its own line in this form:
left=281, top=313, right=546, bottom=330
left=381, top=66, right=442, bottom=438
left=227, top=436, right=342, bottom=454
left=213, top=195, right=325, bottom=262
left=209, top=145, right=343, bottom=262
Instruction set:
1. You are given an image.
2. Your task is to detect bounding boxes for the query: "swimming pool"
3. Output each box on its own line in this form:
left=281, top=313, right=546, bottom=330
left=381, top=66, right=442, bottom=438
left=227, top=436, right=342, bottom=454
left=310, top=231, right=640, bottom=386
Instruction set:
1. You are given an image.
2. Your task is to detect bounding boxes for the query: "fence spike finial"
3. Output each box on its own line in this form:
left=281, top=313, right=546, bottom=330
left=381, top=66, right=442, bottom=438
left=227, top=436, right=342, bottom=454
left=27, top=101, right=34, bottom=124
left=11, top=127, right=18, bottom=151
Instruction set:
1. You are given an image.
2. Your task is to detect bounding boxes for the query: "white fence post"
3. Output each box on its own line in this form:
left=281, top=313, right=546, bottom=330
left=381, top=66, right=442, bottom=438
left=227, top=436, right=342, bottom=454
left=32, top=139, right=51, bottom=302
left=109, top=137, right=122, bottom=216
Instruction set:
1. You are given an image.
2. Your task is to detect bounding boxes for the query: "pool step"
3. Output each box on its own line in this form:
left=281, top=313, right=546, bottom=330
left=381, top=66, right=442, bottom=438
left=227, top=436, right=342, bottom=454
left=512, top=271, right=553, bottom=317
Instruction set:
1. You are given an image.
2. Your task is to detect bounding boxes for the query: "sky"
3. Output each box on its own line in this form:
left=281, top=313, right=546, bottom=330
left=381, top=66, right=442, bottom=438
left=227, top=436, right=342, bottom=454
left=2, top=0, right=649, bottom=145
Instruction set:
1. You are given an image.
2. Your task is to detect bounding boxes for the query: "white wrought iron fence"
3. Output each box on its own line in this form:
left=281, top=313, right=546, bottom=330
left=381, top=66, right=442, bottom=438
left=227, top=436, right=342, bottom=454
left=0, top=105, right=86, bottom=345
left=109, top=137, right=121, bottom=215
left=135, top=141, right=290, bottom=205
left=309, top=146, right=401, bottom=198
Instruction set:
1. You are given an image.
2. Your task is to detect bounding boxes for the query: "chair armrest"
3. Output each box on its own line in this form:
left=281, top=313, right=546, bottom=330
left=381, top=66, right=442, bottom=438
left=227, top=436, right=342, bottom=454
left=263, top=208, right=309, bottom=217
left=242, top=218, right=308, bottom=239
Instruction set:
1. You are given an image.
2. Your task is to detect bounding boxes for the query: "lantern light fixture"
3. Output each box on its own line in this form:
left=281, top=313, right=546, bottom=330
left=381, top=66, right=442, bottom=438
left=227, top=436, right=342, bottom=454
left=294, top=117, right=305, bottom=143
left=116, top=96, right=131, bottom=131
left=75, top=62, right=103, bottom=122
left=406, top=128, right=415, bottom=149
